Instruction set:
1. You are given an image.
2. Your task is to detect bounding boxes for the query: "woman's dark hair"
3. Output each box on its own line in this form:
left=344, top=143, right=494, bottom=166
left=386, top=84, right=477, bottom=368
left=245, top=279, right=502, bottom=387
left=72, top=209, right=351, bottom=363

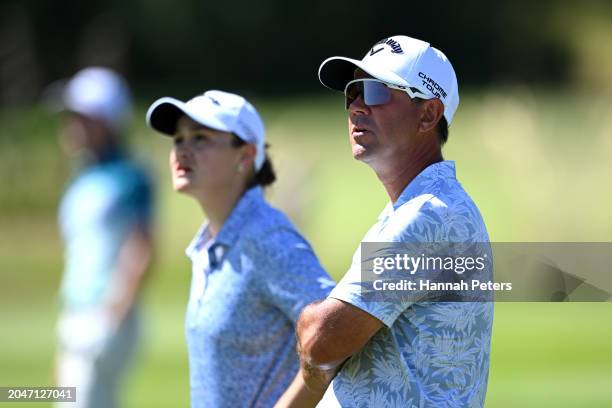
left=231, top=134, right=276, bottom=188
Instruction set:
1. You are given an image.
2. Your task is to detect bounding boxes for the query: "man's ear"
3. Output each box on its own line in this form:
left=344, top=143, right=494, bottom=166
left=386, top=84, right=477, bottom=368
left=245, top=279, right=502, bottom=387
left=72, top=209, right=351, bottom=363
left=418, top=98, right=444, bottom=134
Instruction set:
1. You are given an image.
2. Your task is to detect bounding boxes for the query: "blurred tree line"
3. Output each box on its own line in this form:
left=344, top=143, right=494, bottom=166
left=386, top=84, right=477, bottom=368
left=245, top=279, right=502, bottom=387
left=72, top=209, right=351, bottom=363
left=1, top=0, right=612, bottom=105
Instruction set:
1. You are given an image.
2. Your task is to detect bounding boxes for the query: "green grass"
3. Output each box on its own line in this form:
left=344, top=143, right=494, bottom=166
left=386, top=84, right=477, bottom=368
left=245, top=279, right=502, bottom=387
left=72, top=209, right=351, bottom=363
left=1, top=90, right=612, bottom=407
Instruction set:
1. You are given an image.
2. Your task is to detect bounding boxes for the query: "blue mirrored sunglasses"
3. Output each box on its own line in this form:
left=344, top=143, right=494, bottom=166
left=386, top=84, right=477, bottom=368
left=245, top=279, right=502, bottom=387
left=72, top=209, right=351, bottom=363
left=343, top=78, right=431, bottom=110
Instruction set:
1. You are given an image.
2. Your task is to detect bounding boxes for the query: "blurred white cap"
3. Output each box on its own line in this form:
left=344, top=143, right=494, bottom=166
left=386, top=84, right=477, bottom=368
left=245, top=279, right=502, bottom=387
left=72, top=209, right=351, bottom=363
left=146, top=90, right=266, bottom=171
left=62, top=67, right=132, bottom=133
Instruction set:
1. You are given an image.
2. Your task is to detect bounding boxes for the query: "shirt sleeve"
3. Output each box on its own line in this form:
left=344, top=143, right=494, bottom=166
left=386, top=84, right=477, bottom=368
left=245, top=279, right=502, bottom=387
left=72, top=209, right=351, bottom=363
left=247, top=228, right=335, bottom=324
left=329, top=201, right=454, bottom=328
left=114, top=166, right=154, bottom=227
left=328, top=246, right=407, bottom=328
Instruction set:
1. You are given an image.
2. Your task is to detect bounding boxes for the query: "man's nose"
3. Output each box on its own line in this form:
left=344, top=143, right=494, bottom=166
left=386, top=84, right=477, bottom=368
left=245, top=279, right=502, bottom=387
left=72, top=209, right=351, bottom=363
left=348, top=94, right=370, bottom=115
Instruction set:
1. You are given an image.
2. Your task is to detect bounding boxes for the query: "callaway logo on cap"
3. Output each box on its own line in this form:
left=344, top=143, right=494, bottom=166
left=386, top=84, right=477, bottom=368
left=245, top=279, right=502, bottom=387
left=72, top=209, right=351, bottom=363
left=369, top=37, right=404, bottom=56
left=318, top=35, right=460, bottom=124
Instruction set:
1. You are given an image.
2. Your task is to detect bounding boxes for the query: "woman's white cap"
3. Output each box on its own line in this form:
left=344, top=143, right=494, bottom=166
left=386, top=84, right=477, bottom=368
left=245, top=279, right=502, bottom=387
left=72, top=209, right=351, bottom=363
left=147, top=90, right=266, bottom=171
left=62, top=67, right=132, bottom=133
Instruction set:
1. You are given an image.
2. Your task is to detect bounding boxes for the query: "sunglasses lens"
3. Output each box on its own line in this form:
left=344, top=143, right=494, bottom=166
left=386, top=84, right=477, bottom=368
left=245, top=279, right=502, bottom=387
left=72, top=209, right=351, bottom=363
left=344, top=80, right=392, bottom=109
left=363, top=81, right=391, bottom=106
left=345, top=81, right=362, bottom=109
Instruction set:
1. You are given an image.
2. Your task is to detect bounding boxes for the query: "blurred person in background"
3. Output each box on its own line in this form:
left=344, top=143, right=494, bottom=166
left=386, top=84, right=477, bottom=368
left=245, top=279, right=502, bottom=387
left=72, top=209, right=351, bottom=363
left=296, top=35, right=493, bottom=407
left=54, top=67, right=154, bottom=408
left=146, top=90, right=334, bottom=408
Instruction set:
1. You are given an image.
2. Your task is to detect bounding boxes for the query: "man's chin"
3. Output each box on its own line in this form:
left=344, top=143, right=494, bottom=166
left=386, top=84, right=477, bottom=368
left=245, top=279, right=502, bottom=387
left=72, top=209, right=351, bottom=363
left=352, top=144, right=372, bottom=161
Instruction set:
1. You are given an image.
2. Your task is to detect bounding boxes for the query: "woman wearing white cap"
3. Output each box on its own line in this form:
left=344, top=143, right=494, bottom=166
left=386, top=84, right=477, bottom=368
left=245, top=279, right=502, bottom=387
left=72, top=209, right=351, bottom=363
left=54, top=67, right=154, bottom=408
left=146, top=90, right=334, bottom=408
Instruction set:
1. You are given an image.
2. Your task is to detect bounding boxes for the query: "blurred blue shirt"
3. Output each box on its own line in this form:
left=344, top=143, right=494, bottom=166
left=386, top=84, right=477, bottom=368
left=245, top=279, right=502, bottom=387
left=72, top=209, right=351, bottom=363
left=185, top=186, right=334, bottom=408
left=320, top=161, right=493, bottom=408
left=58, top=151, right=153, bottom=309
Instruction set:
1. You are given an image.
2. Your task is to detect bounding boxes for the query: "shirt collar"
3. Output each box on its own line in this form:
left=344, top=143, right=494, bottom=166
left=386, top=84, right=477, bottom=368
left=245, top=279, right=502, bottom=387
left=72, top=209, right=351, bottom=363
left=185, top=223, right=211, bottom=259
left=185, top=186, right=265, bottom=258
left=215, top=186, right=264, bottom=247
left=378, top=160, right=456, bottom=220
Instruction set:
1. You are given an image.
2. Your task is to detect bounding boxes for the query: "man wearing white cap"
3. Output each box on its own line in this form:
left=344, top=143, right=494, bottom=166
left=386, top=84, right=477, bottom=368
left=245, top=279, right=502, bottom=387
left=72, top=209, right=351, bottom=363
left=296, top=36, right=493, bottom=407
left=54, top=67, right=154, bottom=408
left=146, top=90, right=334, bottom=407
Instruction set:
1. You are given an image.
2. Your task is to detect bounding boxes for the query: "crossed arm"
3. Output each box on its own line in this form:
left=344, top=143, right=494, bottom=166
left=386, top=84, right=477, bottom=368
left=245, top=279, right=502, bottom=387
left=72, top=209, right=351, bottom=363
left=296, top=298, right=383, bottom=391
left=275, top=298, right=384, bottom=407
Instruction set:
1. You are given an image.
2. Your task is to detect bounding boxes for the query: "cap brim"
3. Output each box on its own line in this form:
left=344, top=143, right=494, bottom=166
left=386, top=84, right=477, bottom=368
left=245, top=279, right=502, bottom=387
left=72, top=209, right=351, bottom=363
left=318, top=56, right=409, bottom=91
left=146, top=97, right=231, bottom=136
left=146, top=97, right=190, bottom=135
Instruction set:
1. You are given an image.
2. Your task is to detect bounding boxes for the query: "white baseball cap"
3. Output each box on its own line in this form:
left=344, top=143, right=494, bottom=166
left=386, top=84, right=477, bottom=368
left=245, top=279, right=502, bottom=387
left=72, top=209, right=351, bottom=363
left=62, top=67, right=132, bottom=133
left=146, top=90, right=266, bottom=171
left=318, top=35, right=459, bottom=124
